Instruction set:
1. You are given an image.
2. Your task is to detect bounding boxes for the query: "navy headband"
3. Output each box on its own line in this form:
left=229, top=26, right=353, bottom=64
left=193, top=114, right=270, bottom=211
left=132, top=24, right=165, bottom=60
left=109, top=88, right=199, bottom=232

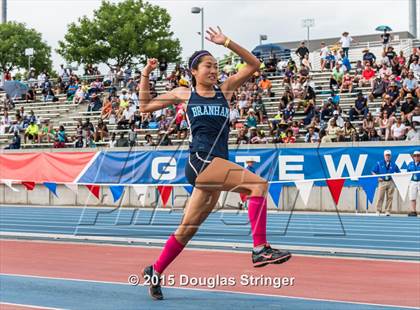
left=189, top=51, right=212, bottom=70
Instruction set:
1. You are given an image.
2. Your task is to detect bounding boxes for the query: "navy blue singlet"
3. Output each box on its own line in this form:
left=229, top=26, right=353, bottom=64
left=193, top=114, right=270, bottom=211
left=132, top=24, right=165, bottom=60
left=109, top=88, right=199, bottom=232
left=185, top=85, right=230, bottom=160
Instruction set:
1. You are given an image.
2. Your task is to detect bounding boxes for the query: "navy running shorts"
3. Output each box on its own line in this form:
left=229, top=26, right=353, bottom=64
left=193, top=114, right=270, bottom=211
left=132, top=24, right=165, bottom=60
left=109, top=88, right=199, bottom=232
left=185, top=152, right=215, bottom=186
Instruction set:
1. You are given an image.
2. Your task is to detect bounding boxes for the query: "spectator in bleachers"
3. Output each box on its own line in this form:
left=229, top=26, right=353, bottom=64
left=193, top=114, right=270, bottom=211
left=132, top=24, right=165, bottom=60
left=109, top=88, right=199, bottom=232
left=381, top=95, right=397, bottom=119
left=86, top=132, right=96, bottom=148
left=408, top=47, right=419, bottom=65
left=377, top=111, right=392, bottom=140
left=116, top=132, right=129, bottom=147
left=251, top=129, right=268, bottom=144
left=245, top=109, right=258, bottom=128
left=73, top=85, right=86, bottom=105
left=381, top=30, right=391, bottom=51
left=4, top=131, right=21, bottom=149
left=66, top=80, right=78, bottom=101
left=343, top=120, right=357, bottom=142
left=397, top=51, right=406, bottom=66
left=326, top=118, right=343, bottom=142
left=363, top=112, right=375, bottom=132
left=87, top=92, right=103, bottom=112
left=0, top=110, right=10, bottom=135
left=362, top=49, right=376, bottom=66
left=319, top=42, right=330, bottom=72
left=54, top=125, right=67, bottom=148
left=279, top=86, right=294, bottom=110
left=387, top=82, right=400, bottom=106
left=38, top=121, right=56, bottom=143
left=157, top=130, right=172, bottom=146
left=359, top=63, right=376, bottom=89
left=369, top=76, right=389, bottom=102
left=385, top=46, right=397, bottom=63
left=74, top=135, right=84, bottom=148
left=109, top=132, right=117, bottom=148
left=117, top=105, right=134, bottom=129
left=319, top=129, right=331, bottom=143
left=406, top=123, right=419, bottom=141
left=400, top=71, right=419, bottom=99
left=229, top=103, right=240, bottom=129
left=283, top=129, right=296, bottom=143
left=390, top=117, right=407, bottom=140
left=236, top=127, right=249, bottom=144
left=82, top=118, right=95, bottom=133
left=357, top=125, right=369, bottom=141
left=369, top=128, right=381, bottom=141
left=340, top=72, right=353, bottom=93
left=302, top=54, right=312, bottom=71
left=94, top=119, right=109, bottom=142
left=379, top=64, right=392, bottom=79
left=237, top=93, right=250, bottom=118
left=42, top=85, right=57, bottom=102
left=379, top=51, right=391, bottom=67
left=409, top=58, right=420, bottom=78
left=330, top=62, right=344, bottom=92
left=25, top=87, right=35, bottom=103
left=353, top=60, right=364, bottom=84
left=328, top=110, right=344, bottom=128
left=400, top=93, right=416, bottom=122
left=258, top=75, right=272, bottom=97
left=24, top=120, right=39, bottom=144
left=128, top=123, right=137, bottom=147
left=283, top=103, right=295, bottom=123
left=252, top=94, right=267, bottom=123
left=349, top=91, right=368, bottom=121
left=295, top=41, right=309, bottom=64
left=305, top=127, right=319, bottom=143
left=338, top=31, right=355, bottom=58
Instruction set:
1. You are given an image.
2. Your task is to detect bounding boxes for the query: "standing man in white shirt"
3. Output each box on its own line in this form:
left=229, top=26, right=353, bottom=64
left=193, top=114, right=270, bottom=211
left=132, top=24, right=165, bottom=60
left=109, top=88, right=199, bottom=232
left=338, top=32, right=356, bottom=59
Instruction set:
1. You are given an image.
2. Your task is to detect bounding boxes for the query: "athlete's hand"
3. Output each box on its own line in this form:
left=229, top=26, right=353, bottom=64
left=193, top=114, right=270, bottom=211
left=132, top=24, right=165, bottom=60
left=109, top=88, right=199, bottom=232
left=144, top=58, right=158, bottom=74
left=205, top=26, right=228, bottom=46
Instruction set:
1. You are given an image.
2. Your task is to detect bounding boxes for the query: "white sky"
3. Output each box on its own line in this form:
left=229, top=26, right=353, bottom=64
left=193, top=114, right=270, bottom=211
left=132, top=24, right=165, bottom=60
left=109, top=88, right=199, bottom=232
left=7, top=0, right=417, bottom=71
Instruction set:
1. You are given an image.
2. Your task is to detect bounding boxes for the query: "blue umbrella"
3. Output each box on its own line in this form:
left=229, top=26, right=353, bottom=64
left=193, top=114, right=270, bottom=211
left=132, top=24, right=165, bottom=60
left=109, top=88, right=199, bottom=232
left=376, top=25, right=392, bottom=32
left=3, top=80, right=29, bottom=99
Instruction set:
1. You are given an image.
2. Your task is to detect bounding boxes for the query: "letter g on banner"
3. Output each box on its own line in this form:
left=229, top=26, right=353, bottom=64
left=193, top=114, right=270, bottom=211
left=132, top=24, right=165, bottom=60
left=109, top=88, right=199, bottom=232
left=152, top=157, right=177, bottom=181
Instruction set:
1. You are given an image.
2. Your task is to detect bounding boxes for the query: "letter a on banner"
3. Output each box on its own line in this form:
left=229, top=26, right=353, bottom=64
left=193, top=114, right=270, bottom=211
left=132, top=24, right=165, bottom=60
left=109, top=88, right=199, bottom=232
left=295, top=180, right=313, bottom=206
left=269, top=183, right=283, bottom=208
left=392, top=173, right=412, bottom=201
left=86, top=185, right=100, bottom=200
left=157, top=185, right=172, bottom=208
left=326, top=179, right=345, bottom=205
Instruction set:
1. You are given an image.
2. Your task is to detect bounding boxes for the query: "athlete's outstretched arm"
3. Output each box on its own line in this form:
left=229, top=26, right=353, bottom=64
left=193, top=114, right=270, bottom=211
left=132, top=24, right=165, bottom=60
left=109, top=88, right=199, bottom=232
left=205, top=26, right=260, bottom=101
left=139, top=58, right=184, bottom=113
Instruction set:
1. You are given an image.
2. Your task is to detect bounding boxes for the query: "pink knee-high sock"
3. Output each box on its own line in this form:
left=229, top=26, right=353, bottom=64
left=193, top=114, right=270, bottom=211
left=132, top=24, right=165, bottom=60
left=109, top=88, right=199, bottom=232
left=247, top=196, right=267, bottom=247
left=153, top=234, right=185, bottom=274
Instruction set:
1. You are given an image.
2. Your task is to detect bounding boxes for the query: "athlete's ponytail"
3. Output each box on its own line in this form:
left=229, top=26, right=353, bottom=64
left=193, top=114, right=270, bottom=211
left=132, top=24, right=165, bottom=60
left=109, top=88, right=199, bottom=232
left=188, top=50, right=212, bottom=88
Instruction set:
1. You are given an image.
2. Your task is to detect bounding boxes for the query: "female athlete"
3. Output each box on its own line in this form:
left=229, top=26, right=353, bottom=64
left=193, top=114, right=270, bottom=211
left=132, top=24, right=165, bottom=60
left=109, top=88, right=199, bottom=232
left=139, top=26, right=291, bottom=300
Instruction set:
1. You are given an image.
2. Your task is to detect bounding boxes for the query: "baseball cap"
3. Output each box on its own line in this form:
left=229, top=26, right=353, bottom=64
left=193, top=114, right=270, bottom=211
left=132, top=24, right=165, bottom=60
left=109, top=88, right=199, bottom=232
left=384, top=150, right=392, bottom=155
left=413, top=150, right=420, bottom=155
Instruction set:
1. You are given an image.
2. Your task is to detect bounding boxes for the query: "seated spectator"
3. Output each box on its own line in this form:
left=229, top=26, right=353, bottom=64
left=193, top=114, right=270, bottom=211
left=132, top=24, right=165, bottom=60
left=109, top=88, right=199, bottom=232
left=400, top=71, right=419, bottom=99
left=252, top=95, right=267, bottom=123
left=54, top=125, right=67, bottom=148
left=406, top=123, right=419, bottom=141
left=330, top=62, right=344, bottom=91
left=74, top=135, right=84, bottom=148
left=236, top=127, right=249, bottom=144
left=109, top=132, right=117, bottom=148
left=66, top=81, right=78, bottom=100
left=357, top=125, right=369, bottom=141
left=328, top=110, right=344, bottom=128
left=343, top=121, right=357, bottom=142
left=340, top=72, right=353, bottom=93
left=326, top=118, right=343, bottom=142
left=283, top=103, right=295, bottom=123
left=258, top=75, right=272, bottom=97
left=379, top=64, right=392, bottom=79
left=369, top=128, right=381, bottom=141
left=305, top=127, right=319, bottom=143
left=4, top=131, right=21, bottom=149
left=387, top=82, right=400, bottom=106
left=363, top=112, right=375, bottom=132
left=359, top=63, right=376, bottom=89
left=302, top=100, right=318, bottom=126
left=301, top=54, right=312, bottom=71
left=117, top=106, right=133, bottom=129
left=245, top=109, right=258, bottom=128
left=0, top=110, right=10, bottom=135
left=83, top=118, right=95, bottom=133
left=144, top=134, right=156, bottom=146
left=73, top=85, right=86, bottom=105
left=88, top=93, right=103, bottom=112
left=250, top=129, right=268, bottom=144
left=157, top=130, right=172, bottom=146
left=229, top=103, right=240, bottom=129
left=376, top=111, right=393, bottom=140
left=409, top=58, right=420, bottom=78
left=381, top=95, right=397, bottom=118
left=24, top=120, right=39, bottom=144
left=283, top=129, right=296, bottom=143
left=379, top=52, right=391, bottom=67
left=397, top=51, right=406, bottom=66
left=94, top=119, right=109, bottom=142
left=391, top=117, right=407, bottom=140
left=279, top=86, right=294, bottom=109
left=369, top=76, right=389, bottom=101
left=400, top=93, right=416, bottom=122
left=25, top=87, right=35, bottom=103
left=349, top=92, right=368, bottom=121
left=320, top=100, right=334, bottom=123
left=353, top=60, right=364, bottom=84
left=320, top=129, right=332, bottom=143
left=319, top=42, right=330, bottom=71
left=116, top=132, right=129, bottom=147
left=38, top=122, right=56, bottom=143
left=362, top=48, right=376, bottom=66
